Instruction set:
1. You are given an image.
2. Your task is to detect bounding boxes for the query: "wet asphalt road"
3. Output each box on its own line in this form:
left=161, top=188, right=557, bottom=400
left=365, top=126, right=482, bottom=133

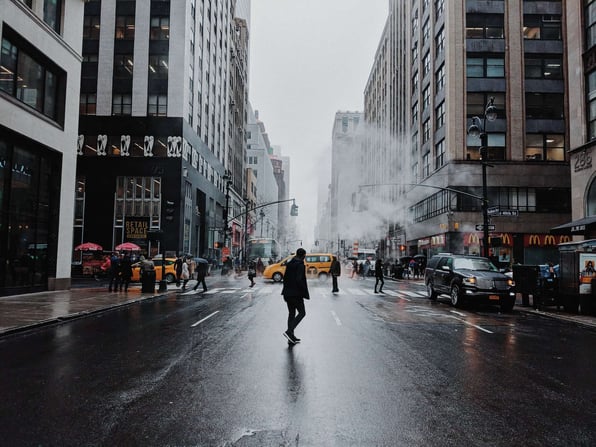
left=1, top=276, right=595, bottom=446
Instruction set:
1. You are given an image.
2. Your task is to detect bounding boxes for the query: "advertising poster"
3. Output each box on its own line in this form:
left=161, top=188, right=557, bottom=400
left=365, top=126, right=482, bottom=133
left=579, top=253, right=596, bottom=294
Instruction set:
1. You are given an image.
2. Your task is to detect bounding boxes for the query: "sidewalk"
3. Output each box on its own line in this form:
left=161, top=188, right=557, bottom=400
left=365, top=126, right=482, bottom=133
left=1, top=279, right=595, bottom=338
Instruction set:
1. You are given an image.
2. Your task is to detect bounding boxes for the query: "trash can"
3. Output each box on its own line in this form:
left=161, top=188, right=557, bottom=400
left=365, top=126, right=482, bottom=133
left=141, top=269, right=156, bottom=293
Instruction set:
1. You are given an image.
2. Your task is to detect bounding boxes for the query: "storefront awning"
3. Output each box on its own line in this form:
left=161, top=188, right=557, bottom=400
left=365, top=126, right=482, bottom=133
left=550, top=216, right=596, bottom=235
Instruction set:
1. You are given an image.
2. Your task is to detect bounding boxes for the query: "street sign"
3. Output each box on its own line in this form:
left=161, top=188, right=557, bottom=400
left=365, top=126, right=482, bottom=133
left=499, top=209, right=519, bottom=217
left=476, top=224, right=496, bottom=231
left=487, top=206, right=500, bottom=216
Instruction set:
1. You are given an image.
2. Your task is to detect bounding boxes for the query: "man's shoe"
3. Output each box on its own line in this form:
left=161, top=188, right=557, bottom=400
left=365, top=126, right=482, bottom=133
left=291, top=335, right=301, bottom=343
left=283, top=331, right=296, bottom=344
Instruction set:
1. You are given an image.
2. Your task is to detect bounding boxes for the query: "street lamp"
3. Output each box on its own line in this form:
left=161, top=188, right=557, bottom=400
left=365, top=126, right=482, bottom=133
left=222, top=171, right=232, bottom=254
left=467, top=96, right=497, bottom=258
left=259, top=209, right=265, bottom=237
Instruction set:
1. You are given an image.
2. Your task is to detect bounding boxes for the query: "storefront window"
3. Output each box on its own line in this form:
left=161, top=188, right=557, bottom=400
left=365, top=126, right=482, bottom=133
left=588, top=178, right=596, bottom=217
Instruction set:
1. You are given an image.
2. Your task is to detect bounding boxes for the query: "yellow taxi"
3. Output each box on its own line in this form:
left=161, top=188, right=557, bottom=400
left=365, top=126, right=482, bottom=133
left=263, top=253, right=334, bottom=282
left=131, top=257, right=177, bottom=283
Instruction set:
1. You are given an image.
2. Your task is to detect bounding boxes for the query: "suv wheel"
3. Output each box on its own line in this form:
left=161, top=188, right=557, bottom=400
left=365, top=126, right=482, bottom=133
left=427, top=282, right=438, bottom=300
left=500, top=297, right=515, bottom=313
left=272, top=272, right=283, bottom=282
left=450, top=284, right=463, bottom=307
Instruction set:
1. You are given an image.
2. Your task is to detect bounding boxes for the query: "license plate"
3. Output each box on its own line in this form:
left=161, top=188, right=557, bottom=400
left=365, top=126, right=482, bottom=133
left=489, top=295, right=500, bottom=301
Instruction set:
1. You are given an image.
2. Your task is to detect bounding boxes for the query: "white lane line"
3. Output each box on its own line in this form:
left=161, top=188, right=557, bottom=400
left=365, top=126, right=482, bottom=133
left=401, top=290, right=425, bottom=297
left=191, top=310, right=220, bottom=327
left=447, top=315, right=493, bottom=334
left=383, top=291, right=412, bottom=301
left=450, top=310, right=466, bottom=317
left=330, top=310, right=342, bottom=326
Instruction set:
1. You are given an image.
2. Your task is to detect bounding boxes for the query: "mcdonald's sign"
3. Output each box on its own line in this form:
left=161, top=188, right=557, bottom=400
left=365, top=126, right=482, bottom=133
left=465, top=233, right=481, bottom=246
left=524, top=234, right=559, bottom=247
left=559, top=235, right=571, bottom=244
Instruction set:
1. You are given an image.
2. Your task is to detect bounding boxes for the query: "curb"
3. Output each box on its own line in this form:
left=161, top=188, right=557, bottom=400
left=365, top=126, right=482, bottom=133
left=0, top=291, right=171, bottom=339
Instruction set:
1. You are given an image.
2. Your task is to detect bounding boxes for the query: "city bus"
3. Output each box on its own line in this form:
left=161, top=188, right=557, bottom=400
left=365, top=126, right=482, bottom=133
left=247, top=238, right=281, bottom=264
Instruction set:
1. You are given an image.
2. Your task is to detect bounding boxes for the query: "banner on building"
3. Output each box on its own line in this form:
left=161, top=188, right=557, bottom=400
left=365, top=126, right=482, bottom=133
left=125, top=216, right=150, bottom=241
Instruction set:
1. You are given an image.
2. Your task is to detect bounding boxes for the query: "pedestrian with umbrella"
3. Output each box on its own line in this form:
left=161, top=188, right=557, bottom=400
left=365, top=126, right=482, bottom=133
left=193, top=258, right=209, bottom=293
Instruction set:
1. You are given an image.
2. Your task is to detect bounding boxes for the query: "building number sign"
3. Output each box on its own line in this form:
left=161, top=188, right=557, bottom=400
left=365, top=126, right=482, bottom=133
left=574, top=148, right=592, bottom=173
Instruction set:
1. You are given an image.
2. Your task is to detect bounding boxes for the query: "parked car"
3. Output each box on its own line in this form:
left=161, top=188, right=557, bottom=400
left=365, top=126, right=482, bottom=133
left=424, top=253, right=516, bottom=312
left=131, top=257, right=177, bottom=283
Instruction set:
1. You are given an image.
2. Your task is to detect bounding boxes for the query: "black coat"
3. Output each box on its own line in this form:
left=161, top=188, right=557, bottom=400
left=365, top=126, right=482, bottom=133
left=282, top=257, right=310, bottom=299
left=330, top=259, right=341, bottom=277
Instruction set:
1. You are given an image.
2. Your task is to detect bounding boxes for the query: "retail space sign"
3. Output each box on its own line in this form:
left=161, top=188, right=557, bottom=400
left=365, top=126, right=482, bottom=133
left=125, top=217, right=150, bottom=241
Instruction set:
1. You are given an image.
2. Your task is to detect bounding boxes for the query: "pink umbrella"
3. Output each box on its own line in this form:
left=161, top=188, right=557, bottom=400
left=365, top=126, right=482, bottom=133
left=74, top=242, right=103, bottom=251
left=115, top=242, right=141, bottom=251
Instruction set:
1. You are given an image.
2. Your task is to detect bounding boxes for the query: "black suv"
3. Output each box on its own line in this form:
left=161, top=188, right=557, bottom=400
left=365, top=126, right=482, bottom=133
left=424, top=254, right=516, bottom=312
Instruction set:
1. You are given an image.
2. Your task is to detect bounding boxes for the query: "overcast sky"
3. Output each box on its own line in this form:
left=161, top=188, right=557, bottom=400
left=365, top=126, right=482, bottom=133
left=249, top=0, right=389, bottom=248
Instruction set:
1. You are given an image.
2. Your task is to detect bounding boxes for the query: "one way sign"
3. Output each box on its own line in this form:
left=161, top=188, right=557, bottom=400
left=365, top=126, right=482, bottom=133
left=476, top=224, right=495, bottom=231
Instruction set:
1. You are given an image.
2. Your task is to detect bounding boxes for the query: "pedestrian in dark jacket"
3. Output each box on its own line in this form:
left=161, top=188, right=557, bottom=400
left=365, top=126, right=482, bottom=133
left=247, top=260, right=257, bottom=287
left=119, top=254, right=133, bottom=292
left=281, top=248, right=310, bottom=345
left=109, top=253, right=121, bottom=292
left=330, top=256, right=341, bottom=293
left=374, top=258, right=384, bottom=293
left=174, top=255, right=183, bottom=287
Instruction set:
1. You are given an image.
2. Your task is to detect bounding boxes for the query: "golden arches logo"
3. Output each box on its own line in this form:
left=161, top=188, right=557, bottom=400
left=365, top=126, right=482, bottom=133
left=468, top=233, right=480, bottom=245
left=559, top=235, right=571, bottom=243
left=502, top=233, right=511, bottom=246
left=528, top=235, right=541, bottom=246
left=544, top=235, right=556, bottom=246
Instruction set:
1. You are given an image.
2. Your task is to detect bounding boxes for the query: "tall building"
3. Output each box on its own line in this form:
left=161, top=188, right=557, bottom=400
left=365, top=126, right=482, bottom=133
left=0, top=0, right=85, bottom=296
left=551, top=2, right=596, bottom=239
left=75, top=0, right=250, bottom=263
left=362, top=0, right=572, bottom=266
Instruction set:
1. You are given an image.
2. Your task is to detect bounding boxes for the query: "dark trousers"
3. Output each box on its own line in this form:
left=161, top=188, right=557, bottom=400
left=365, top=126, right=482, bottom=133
left=284, top=296, right=306, bottom=336
left=193, top=276, right=207, bottom=291
left=375, top=276, right=384, bottom=292
left=332, top=275, right=339, bottom=292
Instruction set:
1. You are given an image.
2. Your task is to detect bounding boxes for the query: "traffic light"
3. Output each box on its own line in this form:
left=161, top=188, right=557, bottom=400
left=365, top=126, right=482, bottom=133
left=165, top=200, right=176, bottom=221
left=290, top=204, right=299, bottom=216
left=214, top=241, right=223, bottom=249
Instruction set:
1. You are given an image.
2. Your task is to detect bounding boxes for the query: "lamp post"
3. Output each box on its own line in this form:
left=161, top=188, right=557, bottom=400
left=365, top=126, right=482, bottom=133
left=259, top=209, right=265, bottom=237
left=243, top=197, right=250, bottom=268
left=467, top=96, right=497, bottom=258
left=222, top=171, right=232, bottom=255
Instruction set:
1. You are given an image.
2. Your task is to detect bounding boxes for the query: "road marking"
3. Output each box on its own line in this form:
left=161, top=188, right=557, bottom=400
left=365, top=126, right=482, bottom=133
left=330, top=310, right=342, bottom=326
left=401, top=290, right=425, bottom=297
left=447, top=315, right=493, bottom=333
left=383, top=290, right=412, bottom=301
left=191, top=311, right=220, bottom=327
left=450, top=310, right=466, bottom=317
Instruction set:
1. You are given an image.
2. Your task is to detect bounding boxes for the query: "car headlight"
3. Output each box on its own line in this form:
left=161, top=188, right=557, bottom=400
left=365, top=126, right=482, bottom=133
left=463, top=276, right=477, bottom=285
left=508, top=278, right=515, bottom=287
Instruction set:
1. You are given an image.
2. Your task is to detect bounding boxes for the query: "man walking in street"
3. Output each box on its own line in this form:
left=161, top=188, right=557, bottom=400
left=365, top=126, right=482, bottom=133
left=330, top=255, right=341, bottom=293
left=281, top=248, right=310, bottom=345
left=374, top=258, right=384, bottom=294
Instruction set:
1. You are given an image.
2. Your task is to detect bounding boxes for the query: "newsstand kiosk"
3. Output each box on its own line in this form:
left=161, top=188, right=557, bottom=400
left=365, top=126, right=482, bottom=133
left=558, top=239, right=596, bottom=315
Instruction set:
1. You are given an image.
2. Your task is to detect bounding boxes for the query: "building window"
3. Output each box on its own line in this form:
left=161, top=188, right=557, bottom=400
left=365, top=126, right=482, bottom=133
left=524, top=56, right=563, bottom=79
left=422, top=19, right=430, bottom=45
left=412, top=40, right=418, bottom=62
left=148, top=94, right=167, bottom=116
left=83, top=16, right=100, bottom=40
left=466, top=14, right=504, bottom=39
left=44, top=0, right=63, bottom=33
left=80, top=93, right=97, bottom=115
left=115, top=16, right=135, bottom=40
left=435, top=139, right=446, bottom=169
left=525, top=134, right=565, bottom=161
left=587, top=0, right=596, bottom=50
left=466, top=132, right=506, bottom=161
left=112, top=94, right=132, bottom=116
left=150, top=17, right=170, bottom=40
left=423, top=119, right=431, bottom=143
left=412, top=70, right=419, bottom=93
left=436, top=101, right=445, bottom=129
left=525, top=93, right=564, bottom=119
left=422, top=85, right=430, bottom=110
left=412, top=102, right=419, bottom=125
left=436, top=64, right=445, bottom=91
left=467, top=93, right=505, bottom=119
left=114, top=176, right=162, bottom=231
left=523, top=15, right=562, bottom=40
left=435, top=0, right=444, bottom=20
left=422, top=151, right=430, bottom=178
left=466, top=56, right=504, bottom=78
left=422, top=51, right=431, bottom=77
left=149, top=55, right=168, bottom=79
left=113, top=54, right=134, bottom=79
left=0, top=36, right=64, bottom=123
left=435, top=27, right=445, bottom=55
left=588, top=70, right=596, bottom=139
